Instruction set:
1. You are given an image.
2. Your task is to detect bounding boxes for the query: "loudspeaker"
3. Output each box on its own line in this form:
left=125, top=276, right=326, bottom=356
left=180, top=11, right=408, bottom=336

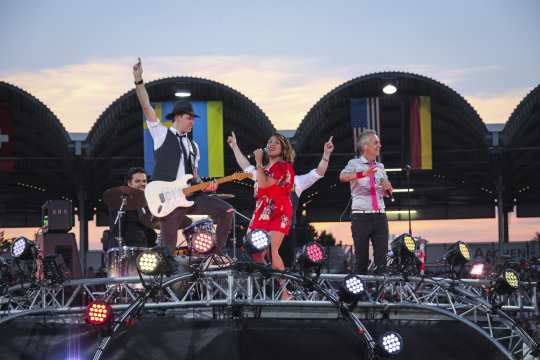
left=36, top=232, right=82, bottom=279
left=42, top=200, right=73, bottom=233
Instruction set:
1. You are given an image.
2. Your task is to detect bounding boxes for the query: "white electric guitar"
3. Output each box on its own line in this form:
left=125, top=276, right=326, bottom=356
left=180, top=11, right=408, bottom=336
left=145, top=172, right=251, bottom=217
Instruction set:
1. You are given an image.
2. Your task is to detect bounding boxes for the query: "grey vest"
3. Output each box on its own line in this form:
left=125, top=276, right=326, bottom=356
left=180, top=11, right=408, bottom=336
left=152, top=130, right=198, bottom=182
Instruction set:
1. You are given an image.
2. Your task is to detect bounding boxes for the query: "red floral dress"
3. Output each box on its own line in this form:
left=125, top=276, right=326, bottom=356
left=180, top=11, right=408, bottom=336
left=248, top=161, right=295, bottom=235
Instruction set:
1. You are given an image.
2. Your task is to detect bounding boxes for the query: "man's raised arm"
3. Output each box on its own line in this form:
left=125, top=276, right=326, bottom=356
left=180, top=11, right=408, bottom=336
left=133, top=58, right=157, bottom=123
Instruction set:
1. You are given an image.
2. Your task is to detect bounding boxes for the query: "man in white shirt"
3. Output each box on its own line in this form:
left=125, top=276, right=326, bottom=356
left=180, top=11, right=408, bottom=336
left=227, top=132, right=334, bottom=267
left=133, top=59, right=233, bottom=255
left=339, top=130, right=393, bottom=274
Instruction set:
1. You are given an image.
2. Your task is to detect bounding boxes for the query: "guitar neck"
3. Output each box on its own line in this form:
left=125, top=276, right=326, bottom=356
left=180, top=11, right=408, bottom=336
left=183, top=174, right=240, bottom=195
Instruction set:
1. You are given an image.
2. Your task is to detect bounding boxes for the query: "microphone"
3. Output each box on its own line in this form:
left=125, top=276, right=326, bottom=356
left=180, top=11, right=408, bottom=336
left=404, top=164, right=412, bottom=172
left=247, top=148, right=268, bottom=159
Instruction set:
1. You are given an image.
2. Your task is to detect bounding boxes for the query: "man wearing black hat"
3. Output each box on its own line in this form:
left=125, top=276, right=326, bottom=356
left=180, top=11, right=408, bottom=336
left=133, top=58, right=233, bottom=255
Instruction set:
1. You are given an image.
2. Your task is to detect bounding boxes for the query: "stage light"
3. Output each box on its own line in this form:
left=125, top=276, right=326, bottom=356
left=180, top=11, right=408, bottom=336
left=391, top=233, right=417, bottom=258
left=494, top=269, right=520, bottom=295
left=379, top=331, right=403, bottom=355
left=469, top=263, right=485, bottom=278
left=244, top=229, right=271, bottom=253
left=382, top=82, right=398, bottom=95
left=304, top=242, right=326, bottom=265
left=340, top=275, right=366, bottom=304
left=444, top=241, right=471, bottom=267
left=192, top=231, right=215, bottom=254
left=11, top=237, right=36, bottom=260
left=86, top=301, right=112, bottom=326
left=174, top=89, right=191, bottom=98
left=136, top=248, right=177, bottom=276
left=136, top=250, right=164, bottom=275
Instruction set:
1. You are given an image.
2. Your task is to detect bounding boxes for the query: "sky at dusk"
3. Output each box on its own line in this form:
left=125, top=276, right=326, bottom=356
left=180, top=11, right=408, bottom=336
left=1, top=0, right=539, bottom=248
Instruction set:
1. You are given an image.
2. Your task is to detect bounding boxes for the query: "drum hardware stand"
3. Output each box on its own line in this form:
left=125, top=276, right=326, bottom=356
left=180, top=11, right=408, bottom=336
left=231, top=210, right=251, bottom=260
left=113, top=195, right=128, bottom=248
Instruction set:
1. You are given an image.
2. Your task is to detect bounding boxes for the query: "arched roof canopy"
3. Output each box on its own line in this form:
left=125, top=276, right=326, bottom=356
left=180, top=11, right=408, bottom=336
left=294, top=72, right=494, bottom=221
left=0, top=81, right=73, bottom=226
left=85, top=76, right=275, bottom=214
left=502, top=84, right=540, bottom=217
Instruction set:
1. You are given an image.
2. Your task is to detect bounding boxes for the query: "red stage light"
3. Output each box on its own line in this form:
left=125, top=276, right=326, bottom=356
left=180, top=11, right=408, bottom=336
left=86, top=301, right=112, bottom=326
left=306, top=242, right=325, bottom=264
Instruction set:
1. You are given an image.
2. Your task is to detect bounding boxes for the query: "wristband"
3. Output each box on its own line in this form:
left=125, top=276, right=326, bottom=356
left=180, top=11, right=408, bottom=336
left=134, top=79, right=144, bottom=85
left=355, top=171, right=365, bottom=179
left=322, top=157, right=329, bottom=162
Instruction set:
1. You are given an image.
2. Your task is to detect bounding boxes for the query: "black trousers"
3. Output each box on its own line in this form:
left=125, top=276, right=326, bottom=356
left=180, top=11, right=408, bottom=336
left=351, top=213, right=389, bottom=274
left=159, top=194, right=233, bottom=254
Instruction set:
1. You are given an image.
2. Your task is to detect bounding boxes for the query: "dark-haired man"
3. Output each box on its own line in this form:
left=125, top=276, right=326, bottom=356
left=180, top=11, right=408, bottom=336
left=107, top=167, right=157, bottom=248
left=133, top=58, right=233, bottom=254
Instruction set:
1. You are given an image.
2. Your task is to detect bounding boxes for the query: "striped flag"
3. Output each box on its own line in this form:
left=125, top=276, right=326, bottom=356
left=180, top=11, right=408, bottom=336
left=350, top=97, right=381, bottom=153
left=409, top=96, right=432, bottom=170
left=143, top=100, right=225, bottom=178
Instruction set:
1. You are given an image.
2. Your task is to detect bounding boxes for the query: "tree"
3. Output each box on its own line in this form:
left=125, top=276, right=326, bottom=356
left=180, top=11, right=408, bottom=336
left=318, top=230, right=336, bottom=247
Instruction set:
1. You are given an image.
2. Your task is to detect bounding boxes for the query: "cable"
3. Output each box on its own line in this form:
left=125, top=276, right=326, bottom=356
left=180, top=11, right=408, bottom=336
left=339, top=196, right=352, bottom=222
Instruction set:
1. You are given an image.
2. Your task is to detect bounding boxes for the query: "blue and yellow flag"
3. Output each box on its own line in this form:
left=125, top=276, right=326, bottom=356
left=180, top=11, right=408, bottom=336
left=143, top=100, right=224, bottom=178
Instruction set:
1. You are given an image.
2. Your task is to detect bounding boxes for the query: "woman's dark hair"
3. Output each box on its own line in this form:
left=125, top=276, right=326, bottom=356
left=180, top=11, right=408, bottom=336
left=125, top=167, right=146, bottom=185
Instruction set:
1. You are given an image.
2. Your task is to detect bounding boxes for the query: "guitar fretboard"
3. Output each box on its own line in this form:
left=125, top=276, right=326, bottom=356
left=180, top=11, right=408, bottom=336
left=182, top=173, right=247, bottom=195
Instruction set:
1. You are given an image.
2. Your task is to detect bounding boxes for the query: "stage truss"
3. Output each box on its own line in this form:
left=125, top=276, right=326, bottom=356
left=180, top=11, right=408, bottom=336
left=1, top=267, right=538, bottom=359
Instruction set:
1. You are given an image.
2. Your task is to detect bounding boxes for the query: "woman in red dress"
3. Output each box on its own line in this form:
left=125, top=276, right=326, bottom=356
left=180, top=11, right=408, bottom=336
left=228, top=132, right=295, bottom=275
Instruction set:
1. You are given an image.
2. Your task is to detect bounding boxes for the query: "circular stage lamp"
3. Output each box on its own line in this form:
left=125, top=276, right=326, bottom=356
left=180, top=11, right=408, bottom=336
left=244, top=229, right=271, bottom=253
left=391, top=233, right=417, bottom=258
left=494, top=269, right=520, bottom=295
left=192, top=231, right=215, bottom=254
left=379, top=331, right=403, bottom=355
left=340, top=275, right=366, bottom=304
left=136, top=250, right=165, bottom=275
left=304, top=242, right=326, bottom=265
left=86, top=301, right=113, bottom=326
left=445, top=241, right=471, bottom=266
left=11, top=237, right=35, bottom=260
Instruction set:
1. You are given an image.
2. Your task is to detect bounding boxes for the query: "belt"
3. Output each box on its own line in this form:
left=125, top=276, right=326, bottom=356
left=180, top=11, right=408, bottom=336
left=352, top=210, right=386, bottom=214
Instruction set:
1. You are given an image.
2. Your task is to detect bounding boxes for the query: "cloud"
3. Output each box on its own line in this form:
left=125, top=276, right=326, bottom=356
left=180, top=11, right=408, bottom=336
left=1, top=57, right=533, bottom=132
left=1, top=55, right=345, bottom=132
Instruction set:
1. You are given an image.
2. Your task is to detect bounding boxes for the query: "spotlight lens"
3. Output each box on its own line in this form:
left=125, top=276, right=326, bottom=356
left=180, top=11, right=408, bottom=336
left=192, top=231, right=215, bottom=253
left=306, top=242, right=325, bottom=263
left=11, top=237, right=29, bottom=258
left=137, top=252, right=160, bottom=274
left=381, top=332, right=403, bottom=354
left=247, top=230, right=270, bottom=251
left=459, top=243, right=470, bottom=261
left=382, top=84, right=397, bottom=95
left=504, top=270, right=519, bottom=288
left=86, top=301, right=112, bottom=325
left=345, top=276, right=364, bottom=295
left=404, top=235, right=416, bottom=253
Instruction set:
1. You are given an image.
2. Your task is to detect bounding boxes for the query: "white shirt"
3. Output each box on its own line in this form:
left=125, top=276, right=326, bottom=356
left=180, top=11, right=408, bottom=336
left=339, top=155, right=388, bottom=211
left=146, top=119, right=200, bottom=180
left=243, top=165, right=323, bottom=198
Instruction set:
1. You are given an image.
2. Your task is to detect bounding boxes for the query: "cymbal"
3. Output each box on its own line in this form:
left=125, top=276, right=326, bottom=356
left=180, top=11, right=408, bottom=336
left=211, top=193, right=235, bottom=200
left=103, top=186, right=147, bottom=210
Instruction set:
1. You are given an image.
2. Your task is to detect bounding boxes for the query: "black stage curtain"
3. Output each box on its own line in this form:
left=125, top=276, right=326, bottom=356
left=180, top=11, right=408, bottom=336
left=0, top=317, right=506, bottom=359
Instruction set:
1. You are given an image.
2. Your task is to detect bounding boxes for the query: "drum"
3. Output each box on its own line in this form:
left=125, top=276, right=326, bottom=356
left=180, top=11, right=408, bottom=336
left=182, top=219, right=215, bottom=235
left=106, top=246, right=147, bottom=278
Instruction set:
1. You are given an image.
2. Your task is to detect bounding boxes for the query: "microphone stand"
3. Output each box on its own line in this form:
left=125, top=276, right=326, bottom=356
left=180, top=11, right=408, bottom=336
left=405, top=165, right=412, bottom=235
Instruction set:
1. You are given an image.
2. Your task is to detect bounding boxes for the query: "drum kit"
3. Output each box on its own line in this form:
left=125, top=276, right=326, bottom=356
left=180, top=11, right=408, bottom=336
left=102, top=185, right=237, bottom=279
